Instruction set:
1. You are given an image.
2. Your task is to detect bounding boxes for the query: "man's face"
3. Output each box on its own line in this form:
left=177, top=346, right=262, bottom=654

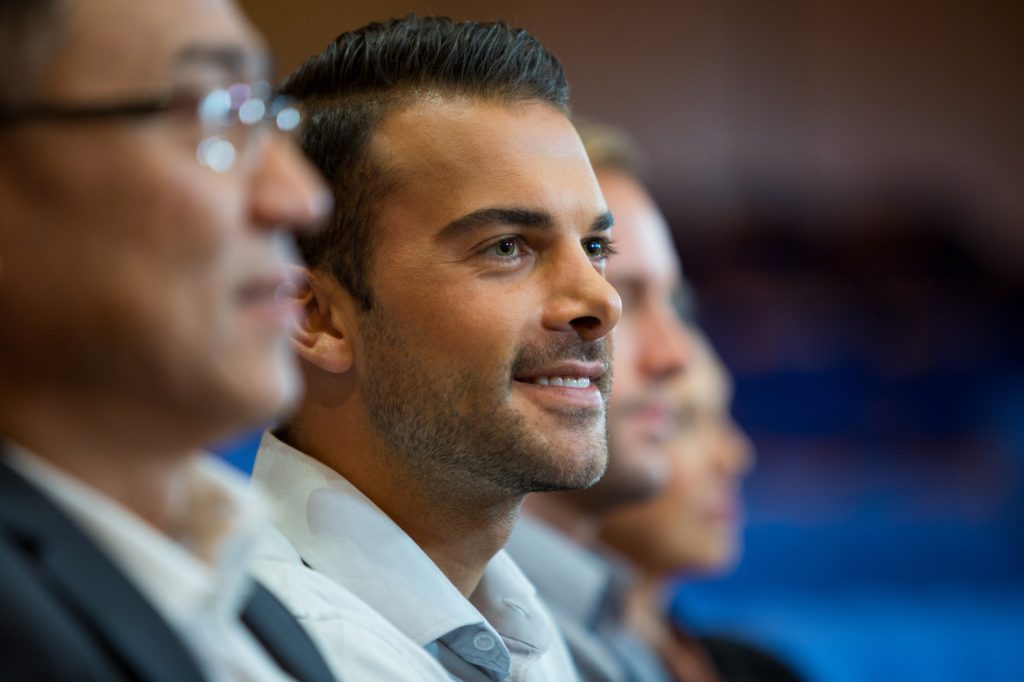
left=599, top=335, right=753, bottom=575
left=599, top=168, right=692, bottom=504
left=0, top=0, right=328, bottom=447
left=349, top=98, right=621, bottom=499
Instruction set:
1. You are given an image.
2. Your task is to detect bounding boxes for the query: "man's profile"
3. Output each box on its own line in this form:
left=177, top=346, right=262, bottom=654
left=0, top=0, right=334, bottom=679
left=249, top=15, right=621, bottom=681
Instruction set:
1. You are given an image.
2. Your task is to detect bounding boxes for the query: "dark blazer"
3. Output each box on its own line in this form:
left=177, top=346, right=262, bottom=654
left=0, top=455, right=335, bottom=682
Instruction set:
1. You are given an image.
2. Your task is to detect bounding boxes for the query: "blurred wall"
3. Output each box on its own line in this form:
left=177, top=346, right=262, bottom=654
left=240, top=0, right=1024, bottom=270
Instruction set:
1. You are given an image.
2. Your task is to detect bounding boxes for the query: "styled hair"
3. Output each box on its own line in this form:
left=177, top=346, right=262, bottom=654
left=0, top=0, right=65, bottom=107
left=280, top=14, right=570, bottom=309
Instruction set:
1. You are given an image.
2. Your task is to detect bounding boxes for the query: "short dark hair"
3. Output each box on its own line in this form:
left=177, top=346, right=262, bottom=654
left=280, top=15, right=570, bottom=309
left=0, top=0, right=66, bottom=107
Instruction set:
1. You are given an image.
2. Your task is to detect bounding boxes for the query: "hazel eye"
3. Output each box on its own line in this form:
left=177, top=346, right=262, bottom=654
left=487, top=237, right=522, bottom=259
left=582, top=236, right=617, bottom=259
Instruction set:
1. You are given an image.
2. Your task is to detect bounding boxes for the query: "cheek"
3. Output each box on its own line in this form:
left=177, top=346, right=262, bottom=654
left=2, top=132, right=253, bottom=382
left=95, top=153, right=249, bottom=362
left=383, top=271, right=532, bottom=368
left=609, top=318, right=641, bottom=397
left=664, top=453, right=711, bottom=525
left=137, top=159, right=246, bottom=298
left=58, top=132, right=245, bottom=288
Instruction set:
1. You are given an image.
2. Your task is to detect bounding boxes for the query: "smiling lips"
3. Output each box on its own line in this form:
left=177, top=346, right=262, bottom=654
left=528, top=376, right=592, bottom=388
left=514, top=361, right=608, bottom=410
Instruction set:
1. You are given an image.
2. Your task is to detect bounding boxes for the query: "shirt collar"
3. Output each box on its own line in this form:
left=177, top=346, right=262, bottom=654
left=252, top=430, right=555, bottom=680
left=4, top=444, right=270, bottom=627
left=505, top=513, right=630, bottom=627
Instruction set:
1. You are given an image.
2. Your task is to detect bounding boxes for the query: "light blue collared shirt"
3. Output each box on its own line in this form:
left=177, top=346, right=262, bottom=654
left=506, top=515, right=673, bottom=682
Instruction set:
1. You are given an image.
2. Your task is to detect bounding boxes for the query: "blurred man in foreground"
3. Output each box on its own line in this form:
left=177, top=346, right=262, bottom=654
left=248, top=15, right=620, bottom=681
left=507, top=125, right=692, bottom=681
left=0, top=0, right=336, bottom=678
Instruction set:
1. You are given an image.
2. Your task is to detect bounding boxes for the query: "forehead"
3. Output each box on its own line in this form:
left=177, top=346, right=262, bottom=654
left=598, top=169, right=681, bottom=285
left=370, top=97, right=604, bottom=229
left=47, top=0, right=263, bottom=90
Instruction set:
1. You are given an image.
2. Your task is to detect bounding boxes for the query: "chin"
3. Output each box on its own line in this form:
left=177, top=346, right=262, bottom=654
left=543, top=443, right=609, bottom=492
left=692, top=543, right=740, bottom=576
left=568, top=445, right=610, bottom=489
left=225, top=350, right=303, bottom=426
left=259, top=356, right=303, bottom=417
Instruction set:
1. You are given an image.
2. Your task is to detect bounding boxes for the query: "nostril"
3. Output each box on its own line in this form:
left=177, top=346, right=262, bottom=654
left=570, top=315, right=602, bottom=332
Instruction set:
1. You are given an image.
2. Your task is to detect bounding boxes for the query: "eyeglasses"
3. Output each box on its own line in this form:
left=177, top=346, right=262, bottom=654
left=0, top=81, right=301, bottom=173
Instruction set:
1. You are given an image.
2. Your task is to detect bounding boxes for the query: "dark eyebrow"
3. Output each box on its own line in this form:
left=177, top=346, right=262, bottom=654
left=437, top=207, right=555, bottom=240
left=437, top=207, right=615, bottom=240
left=171, top=44, right=271, bottom=77
left=592, top=211, right=615, bottom=233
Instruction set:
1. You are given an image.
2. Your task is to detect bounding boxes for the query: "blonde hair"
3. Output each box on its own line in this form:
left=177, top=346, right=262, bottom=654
left=575, top=122, right=647, bottom=178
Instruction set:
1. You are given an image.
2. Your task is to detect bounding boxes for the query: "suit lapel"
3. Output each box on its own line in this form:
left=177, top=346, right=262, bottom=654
left=0, top=458, right=206, bottom=682
left=243, top=582, right=337, bottom=682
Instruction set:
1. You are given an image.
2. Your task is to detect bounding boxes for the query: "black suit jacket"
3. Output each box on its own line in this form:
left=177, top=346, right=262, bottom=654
left=0, top=455, right=335, bottom=682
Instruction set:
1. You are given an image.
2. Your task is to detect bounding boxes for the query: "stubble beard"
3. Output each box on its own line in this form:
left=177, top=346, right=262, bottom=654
left=358, top=308, right=611, bottom=502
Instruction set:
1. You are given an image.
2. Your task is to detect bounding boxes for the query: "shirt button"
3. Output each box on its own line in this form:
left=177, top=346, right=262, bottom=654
left=473, top=632, right=496, bottom=652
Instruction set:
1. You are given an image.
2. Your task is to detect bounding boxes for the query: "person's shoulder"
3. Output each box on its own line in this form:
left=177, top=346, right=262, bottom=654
left=0, top=535, right=126, bottom=680
left=249, top=525, right=452, bottom=682
left=250, top=527, right=385, bottom=626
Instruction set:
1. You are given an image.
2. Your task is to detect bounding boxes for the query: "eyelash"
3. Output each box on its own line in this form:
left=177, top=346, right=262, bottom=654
left=479, top=235, right=618, bottom=265
left=584, top=236, right=618, bottom=261
left=483, top=236, right=530, bottom=263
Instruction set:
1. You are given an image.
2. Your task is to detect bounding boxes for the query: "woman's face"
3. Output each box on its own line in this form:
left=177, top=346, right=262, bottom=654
left=599, top=331, right=754, bottom=576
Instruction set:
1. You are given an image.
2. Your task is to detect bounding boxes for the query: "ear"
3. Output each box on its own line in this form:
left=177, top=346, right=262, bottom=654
left=288, top=266, right=356, bottom=374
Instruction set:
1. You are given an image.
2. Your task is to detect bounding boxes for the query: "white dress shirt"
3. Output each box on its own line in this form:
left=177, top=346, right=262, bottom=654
left=249, top=524, right=452, bottom=681
left=251, top=431, right=581, bottom=682
left=5, top=445, right=296, bottom=682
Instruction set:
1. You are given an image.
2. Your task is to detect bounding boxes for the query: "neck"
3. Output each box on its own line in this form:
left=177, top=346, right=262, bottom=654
left=1, top=392, right=198, bottom=535
left=286, top=401, right=521, bottom=597
left=384, top=481, right=522, bottom=596
left=625, top=574, right=723, bottom=682
left=616, top=574, right=676, bottom=664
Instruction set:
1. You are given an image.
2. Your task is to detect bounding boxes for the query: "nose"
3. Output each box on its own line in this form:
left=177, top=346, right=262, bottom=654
left=249, top=134, right=332, bottom=234
left=638, top=303, right=692, bottom=381
left=542, top=245, right=622, bottom=343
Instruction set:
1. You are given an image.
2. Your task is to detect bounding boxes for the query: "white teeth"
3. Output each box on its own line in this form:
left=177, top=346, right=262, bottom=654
left=532, top=376, right=592, bottom=388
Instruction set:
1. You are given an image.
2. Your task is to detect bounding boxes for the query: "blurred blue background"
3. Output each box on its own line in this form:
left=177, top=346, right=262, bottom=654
left=668, top=204, right=1024, bottom=681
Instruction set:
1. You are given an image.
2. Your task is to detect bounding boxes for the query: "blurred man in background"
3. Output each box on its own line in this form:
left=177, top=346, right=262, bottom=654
left=0, top=0, right=336, bottom=679
left=507, top=124, right=692, bottom=682
left=600, top=327, right=753, bottom=580
left=248, top=15, right=620, bottom=682
left=598, top=329, right=805, bottom=682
